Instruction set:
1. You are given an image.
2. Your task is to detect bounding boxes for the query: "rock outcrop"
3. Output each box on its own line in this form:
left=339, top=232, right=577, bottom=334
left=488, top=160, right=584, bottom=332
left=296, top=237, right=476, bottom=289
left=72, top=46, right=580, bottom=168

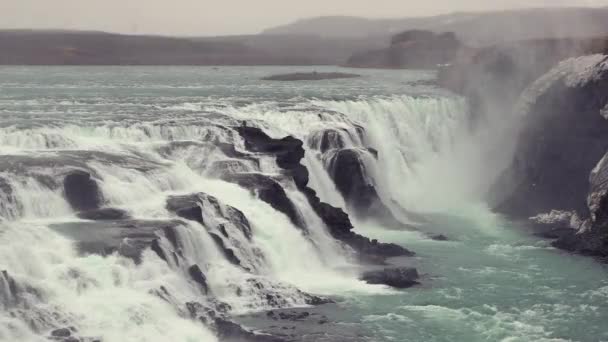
left=234, top=126, right=414, bottom=262
left=347, top=30, right=462, bottom=69
left=166, top=192, right=264, bottom=272
left=327, top=148, right=390, bottom=218
left=493, top=55, right=608, bottom=219
left=63, top=171, right=103, bottom=212
left=221, top=173, right=306, bottom=230
left=436, top=36, right=608, bottom=259
left=489, top=55, right=608, bottom=257
left=361, top=267, right=420, bottom=288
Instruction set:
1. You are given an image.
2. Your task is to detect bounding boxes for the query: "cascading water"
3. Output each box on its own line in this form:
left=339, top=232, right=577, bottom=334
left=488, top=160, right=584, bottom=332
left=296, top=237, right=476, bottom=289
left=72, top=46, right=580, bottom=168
left=2, top=66, right=608, bottom=342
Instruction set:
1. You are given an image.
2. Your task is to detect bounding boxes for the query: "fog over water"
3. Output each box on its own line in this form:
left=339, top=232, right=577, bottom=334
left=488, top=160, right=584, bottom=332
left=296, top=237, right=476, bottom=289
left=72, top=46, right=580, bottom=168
left=2, top=0, right=608, bottom=35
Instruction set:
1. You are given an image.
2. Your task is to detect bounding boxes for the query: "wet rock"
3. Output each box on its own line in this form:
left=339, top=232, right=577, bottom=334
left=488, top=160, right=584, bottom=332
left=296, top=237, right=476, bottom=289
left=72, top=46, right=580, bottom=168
left=222, top=173, right=305, bottom=230
left=167, top=193, right=253, bottom=239
left=327, top=148, right=390, bottom=218
left=63, top=171, right=103, bottom=211
left=0, top=176, right=20, bottom=219
left=188, top=264, right=209, bottom=295
left=166, top=196, right=204, bottom=223
left=429, top=234, right=449, bottom=241
left=366, top=148, right=379, bottom=159
left=209, top=232, right=243, bottom=267
left=236, top=127, right=415, bottom=262
left=167, top=192, right=263, bottom=271
left=344, top=234, right=415, bottom=263
left=77, top=208, right=129, bottom=221
left=235, top=304, right=371, bottom=342
left=307, top=129, right=348, bottom=153
left=361, top=267, right=420, bottom=288
left=207, top=159, right=255, bottom=178
left=51, top=328, right=73, bottom=338
left=49, top=219, right=183, bottom=264
left=1, top=270, right=20, bottom=307
left=187, top=301, right=285, bottom=342
left=236, top=126, right=305, bottom=172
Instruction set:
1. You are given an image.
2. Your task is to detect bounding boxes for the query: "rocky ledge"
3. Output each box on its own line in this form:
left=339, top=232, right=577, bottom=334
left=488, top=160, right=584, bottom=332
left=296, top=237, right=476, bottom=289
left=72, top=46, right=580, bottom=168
left=361, top=267, right=420, bottom=288
left=235, top=126, right=414, bottom=263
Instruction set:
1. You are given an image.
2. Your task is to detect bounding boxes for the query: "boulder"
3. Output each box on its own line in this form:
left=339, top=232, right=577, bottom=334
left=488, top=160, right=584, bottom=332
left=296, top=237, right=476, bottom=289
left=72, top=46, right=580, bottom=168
left=361, top=267, right=419, bottom=288
left=429, top=234, right=449, bottom=241
left=63, top=171, right=103, bottom=211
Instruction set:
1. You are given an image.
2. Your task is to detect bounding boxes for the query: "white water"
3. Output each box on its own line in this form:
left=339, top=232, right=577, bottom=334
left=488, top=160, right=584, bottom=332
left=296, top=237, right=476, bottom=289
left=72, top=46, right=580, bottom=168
left=1, top=66, right=558, bottom=342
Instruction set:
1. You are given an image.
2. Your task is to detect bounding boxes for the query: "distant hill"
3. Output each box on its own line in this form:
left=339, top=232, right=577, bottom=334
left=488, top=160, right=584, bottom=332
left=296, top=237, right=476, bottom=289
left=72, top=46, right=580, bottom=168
left=262, top=7, right=608, bottom=46
left=5, top=7, right=608, bottom=66
left=0, top=30, right=383, bottom=65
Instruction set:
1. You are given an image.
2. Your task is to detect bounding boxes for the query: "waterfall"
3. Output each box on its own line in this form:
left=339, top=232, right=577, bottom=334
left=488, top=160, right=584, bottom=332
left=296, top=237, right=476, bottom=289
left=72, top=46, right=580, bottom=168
left=0, top=75, right=473, bottom=340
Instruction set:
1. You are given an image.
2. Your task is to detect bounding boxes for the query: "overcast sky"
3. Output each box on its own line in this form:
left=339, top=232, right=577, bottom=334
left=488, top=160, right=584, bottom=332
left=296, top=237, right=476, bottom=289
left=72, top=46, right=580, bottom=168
left=3, top=0, right=608, bottom=36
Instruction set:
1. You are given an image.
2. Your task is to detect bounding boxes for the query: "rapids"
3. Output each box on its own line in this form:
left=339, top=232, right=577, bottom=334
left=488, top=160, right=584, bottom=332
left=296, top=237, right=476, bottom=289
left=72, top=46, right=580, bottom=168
left=1, top=66, right=607, bottom=342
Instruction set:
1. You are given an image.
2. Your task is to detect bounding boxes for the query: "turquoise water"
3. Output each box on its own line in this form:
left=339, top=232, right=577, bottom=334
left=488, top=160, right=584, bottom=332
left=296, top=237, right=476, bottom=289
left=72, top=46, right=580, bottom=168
left=1, top=66, right=607, bottom=342
left=349, top=207, right=608, bottom=342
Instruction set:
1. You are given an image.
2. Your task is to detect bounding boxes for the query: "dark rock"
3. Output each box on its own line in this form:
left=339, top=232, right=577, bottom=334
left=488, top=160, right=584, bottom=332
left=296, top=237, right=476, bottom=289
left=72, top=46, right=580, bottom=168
left=276, top=311, right=310, bottom=321
left=49, top=220, right=183, bottom=264
left=361, top=267, right=420, bottom=288
left=63, top=171, right=103, bottom=211
left=262, top=72, right=360, bottom=81
left=222, top=173, right=305, bottom=230
left=166, top=196, right=204, bottom=224
left=307, top=129, right=348, bottom=153
left=51, top=328, right=72, bottom=338
left=187, top=301, right=286, bottom=342
left=366, top=148, right=379, bottom=159
left=188, top=265, right=209, bottom=294
left=77, top=208, right=129, bottom=221
left=235, top=304, right=370, bottom=342
left=236, top=126, right=305, bottom=173
left=236, top=127, right=415, bottom=262
left=166, top=192, right=262, bottom=271
left=429, top=234, right=449, bottom=241
left=492, top=55, right=608, bottom=219
left=327, top=148, right=391, bottom=218
left=209, top=232, right=243, bottom=268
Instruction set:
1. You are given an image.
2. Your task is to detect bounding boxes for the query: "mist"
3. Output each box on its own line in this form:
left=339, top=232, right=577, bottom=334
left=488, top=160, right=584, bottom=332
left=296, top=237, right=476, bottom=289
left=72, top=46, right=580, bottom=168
left=3, top=0, right=608, bottom=36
